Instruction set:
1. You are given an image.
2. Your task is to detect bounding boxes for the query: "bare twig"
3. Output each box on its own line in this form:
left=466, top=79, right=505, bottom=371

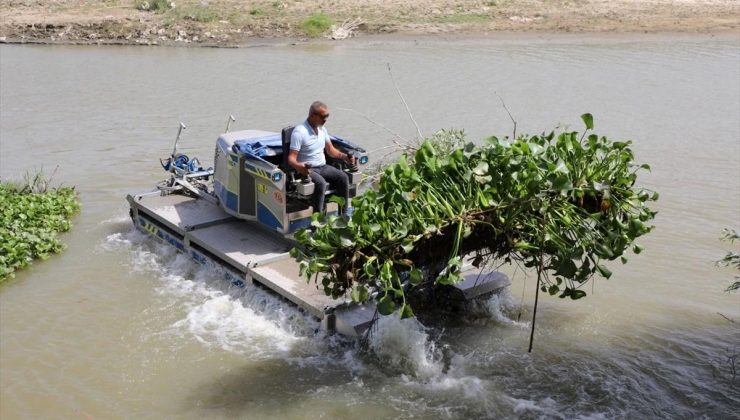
left=368, top=143, right=406, bottom=155
left=717, top=312, right=736, bottom=323
left=337, top=107, right=411, bottom=150
left=528, top=261, right=542, bottom=352
left=387, top=63, right=424, bottom=141
left=517, top=266, right=527, bottom=322
left=495, top=91, right=517, bottom=140
left=359, top=308, right=380, bottom=351
left=529, top=214, right=547, bottom=353
left=328, top=18, right=365, bottom=40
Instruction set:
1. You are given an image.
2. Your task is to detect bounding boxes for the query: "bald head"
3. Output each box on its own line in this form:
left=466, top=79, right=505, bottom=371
left=309, top=101, right=327, bottom=115
left=307, top=101, right=330, bottom=128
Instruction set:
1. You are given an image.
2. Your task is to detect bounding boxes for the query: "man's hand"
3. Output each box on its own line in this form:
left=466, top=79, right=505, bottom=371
left=298, top=163, right=310, bottom=177
left=288, top=150, right=310, bottom=176
left=344, top=153, right=357, bottom=165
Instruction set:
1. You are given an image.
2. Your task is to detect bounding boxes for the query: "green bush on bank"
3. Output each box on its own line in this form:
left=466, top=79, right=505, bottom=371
left=0, top=176, right=80, bottom=282
left=301, top=14, right=333, bottom=37
left=134, top=0, right=173, bottom=12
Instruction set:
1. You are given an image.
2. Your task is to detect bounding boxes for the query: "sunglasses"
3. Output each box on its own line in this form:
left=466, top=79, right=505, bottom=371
left=314, top=112, right=330, bottom=120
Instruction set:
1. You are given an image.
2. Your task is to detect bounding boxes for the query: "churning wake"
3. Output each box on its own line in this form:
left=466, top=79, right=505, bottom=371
left=99, top=221, right=550, bottom=416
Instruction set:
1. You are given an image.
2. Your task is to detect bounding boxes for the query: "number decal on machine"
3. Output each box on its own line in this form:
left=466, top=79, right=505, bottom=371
left=273, top=190, right=284, bottom=205
left=257, top=184, right=267, bottom=194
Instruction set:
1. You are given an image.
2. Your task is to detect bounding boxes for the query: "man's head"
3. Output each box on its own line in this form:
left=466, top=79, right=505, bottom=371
left=308, top=101, right=330, bottom=127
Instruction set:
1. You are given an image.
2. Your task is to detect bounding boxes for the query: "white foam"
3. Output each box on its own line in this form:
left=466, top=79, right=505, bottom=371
left=99, top=226, right=320, bottom=359
left=173, top=293, right=300, bottom=357
left=366, top=315, right=488, bottom=399
left=368, top=316, right=443, bottom=379
left=484, top=289, right=529, bottom=328
left=511, top=396, right=559, bottom=416
left=99, top=213, right=131, bottom=226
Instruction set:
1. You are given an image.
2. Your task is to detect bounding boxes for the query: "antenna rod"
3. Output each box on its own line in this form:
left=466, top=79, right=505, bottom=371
left=172, top=122, right=186, bottom=160
left=225, top=114, right=236, bottom=132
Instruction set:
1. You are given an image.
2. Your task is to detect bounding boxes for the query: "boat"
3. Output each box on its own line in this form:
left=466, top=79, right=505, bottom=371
left=127, top=119, right=510, bottom=336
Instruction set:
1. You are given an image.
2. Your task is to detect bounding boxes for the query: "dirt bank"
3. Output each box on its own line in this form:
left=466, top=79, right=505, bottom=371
left=1, top=0, right=738, bottom=46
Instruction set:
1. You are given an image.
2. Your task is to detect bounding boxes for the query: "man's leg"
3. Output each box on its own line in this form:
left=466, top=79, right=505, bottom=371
left=309, top=169, right=328, bottom=213
left=316, top=165, right=350, bottom=211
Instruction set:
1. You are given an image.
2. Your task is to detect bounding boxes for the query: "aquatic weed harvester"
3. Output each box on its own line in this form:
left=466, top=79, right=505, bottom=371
left=127, top=118, right=509, bottom=336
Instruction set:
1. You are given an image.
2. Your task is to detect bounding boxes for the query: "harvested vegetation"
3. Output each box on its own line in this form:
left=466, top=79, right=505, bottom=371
left=0, top=173, right=81, bottom=282
left=291, top=115, right=658, bottom=319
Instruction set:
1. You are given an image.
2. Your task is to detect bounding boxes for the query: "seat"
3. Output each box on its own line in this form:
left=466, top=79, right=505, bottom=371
left=281, top=125, right=296, bottom=174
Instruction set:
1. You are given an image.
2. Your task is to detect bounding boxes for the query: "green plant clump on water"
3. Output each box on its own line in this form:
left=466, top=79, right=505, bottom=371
left=0, top=173, right=80, bottom=282
left=291, top=114, right=658, bottom=319
left=301, top=14, right=334, bottom=37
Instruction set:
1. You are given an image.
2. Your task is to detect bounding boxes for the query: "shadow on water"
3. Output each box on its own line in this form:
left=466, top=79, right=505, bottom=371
left=180, top=358, right=405, bottom=419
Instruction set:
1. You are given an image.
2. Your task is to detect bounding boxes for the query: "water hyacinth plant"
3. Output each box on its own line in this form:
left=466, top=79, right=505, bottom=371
left=291, top=115, right=658, bottom=319
left=0, top=172, right=81, bottom=281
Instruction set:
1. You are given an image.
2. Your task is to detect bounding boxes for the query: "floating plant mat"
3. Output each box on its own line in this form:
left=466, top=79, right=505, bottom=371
left=0, top=173, right=80, bottom=281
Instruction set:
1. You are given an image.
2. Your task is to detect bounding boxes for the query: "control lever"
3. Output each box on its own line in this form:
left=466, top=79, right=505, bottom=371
left=346, top=151, right=359, bottom=172
left=302, top=163, right=312, bottom=183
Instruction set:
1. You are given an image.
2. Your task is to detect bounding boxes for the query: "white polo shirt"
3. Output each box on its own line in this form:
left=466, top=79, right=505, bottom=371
left=290, top=119, right=329, bottom=167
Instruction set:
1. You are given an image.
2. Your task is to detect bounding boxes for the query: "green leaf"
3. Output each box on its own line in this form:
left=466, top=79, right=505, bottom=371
left=474, top=174, right=492, bottom=184
left=596, top=263, right=612, bottom=279
left=570, top=289, right=587, bottom=300
left=552, top=159, right=568, bottom=174
left=409, top=268, right=423, bottom=285
left=472, top=162, right=489, bottom=176
left=328, top=195, right=346, bottom=207
left=400, top=241, right=415, bottom=253
left=377, top=295, right=397, bottom=315
left=351, top=284, right=369, bottom=303
left=633, top=244, right=644, bottom=254
left=380, top=261, right=393, bottom=282
left=552, top=176, right=573, bottom=193
left=400, top=304, right=415, bottom=319
left=581, top=113, right=594, bottom=130
left=339, top=235, right=354, bottom=247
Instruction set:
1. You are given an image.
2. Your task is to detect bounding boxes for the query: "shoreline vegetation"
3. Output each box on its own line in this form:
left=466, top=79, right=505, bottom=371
left=0, top=0, right=738, bottom=47
left=0, top=172, right=81, bottom=282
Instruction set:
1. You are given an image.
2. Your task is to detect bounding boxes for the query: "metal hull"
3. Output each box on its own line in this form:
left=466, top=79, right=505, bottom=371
left=127, top=190, right=510, bottom=337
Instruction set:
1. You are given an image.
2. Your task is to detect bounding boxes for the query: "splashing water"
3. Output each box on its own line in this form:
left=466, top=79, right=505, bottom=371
left=100, top=225, right=530, bottom=409
left=100, top=228, right=320, bottom=359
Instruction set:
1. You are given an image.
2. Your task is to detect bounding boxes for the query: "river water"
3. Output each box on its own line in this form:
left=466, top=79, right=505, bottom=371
left=1, top=34, right=738, bottom=419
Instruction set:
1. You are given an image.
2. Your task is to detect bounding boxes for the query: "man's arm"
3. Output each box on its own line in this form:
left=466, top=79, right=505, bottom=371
left=325, top=140, right=355, bottom=164
left=287, top=150, right=309, bottom=176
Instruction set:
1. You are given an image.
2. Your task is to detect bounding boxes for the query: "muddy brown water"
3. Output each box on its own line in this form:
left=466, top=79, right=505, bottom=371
left=1, top=35, right=738, bottom=418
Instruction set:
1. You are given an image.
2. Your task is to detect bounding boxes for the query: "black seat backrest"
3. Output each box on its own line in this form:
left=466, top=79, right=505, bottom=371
left=281, top=126, right=296, bottom=172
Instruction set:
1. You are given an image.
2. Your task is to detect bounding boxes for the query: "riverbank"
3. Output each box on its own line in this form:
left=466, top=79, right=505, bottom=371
left=1, top=0, right=738, bottom=47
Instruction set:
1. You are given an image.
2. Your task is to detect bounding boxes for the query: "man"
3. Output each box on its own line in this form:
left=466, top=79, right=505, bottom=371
left=287, top=101, right=355, bottom=214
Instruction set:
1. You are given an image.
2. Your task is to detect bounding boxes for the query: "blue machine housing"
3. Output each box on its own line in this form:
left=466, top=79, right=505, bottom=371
left=212, top=129, right=367, bottom=235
